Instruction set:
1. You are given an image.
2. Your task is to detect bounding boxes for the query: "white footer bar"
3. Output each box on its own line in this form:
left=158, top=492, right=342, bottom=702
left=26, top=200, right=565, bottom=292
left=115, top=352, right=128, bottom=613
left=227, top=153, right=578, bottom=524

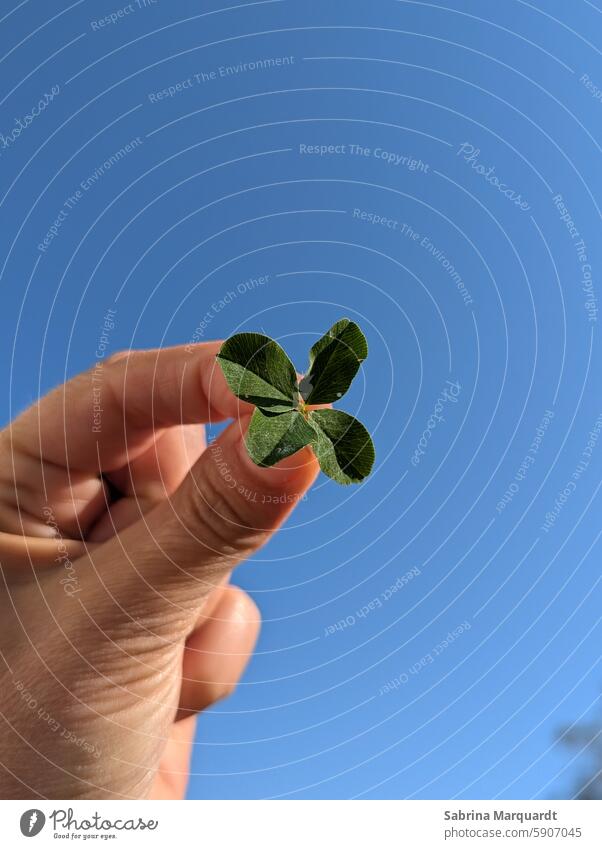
left=1, top=799, right=600, bottom=847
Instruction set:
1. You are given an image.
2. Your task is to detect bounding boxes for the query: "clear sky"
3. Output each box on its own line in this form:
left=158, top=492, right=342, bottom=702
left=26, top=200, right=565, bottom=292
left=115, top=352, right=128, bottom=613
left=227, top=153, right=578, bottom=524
left=1, top=0, right=600, bottom=799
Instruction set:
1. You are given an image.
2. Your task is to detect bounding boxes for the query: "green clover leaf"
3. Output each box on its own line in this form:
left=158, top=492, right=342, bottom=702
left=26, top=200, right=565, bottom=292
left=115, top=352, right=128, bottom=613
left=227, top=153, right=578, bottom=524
left=245, top=408, right=317, bottom=467
left=308, top=409, right=375, bottom=485
left=298, top=318, right=368, bottom=404
left=216, top=318, right=375, bottom=485
left=216, top=332, right=298, bottom=413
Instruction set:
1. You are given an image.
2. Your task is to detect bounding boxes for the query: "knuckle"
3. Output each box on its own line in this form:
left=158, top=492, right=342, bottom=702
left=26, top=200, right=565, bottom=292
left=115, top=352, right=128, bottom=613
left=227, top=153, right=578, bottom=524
left=186, top=471, right=266, bottom=560
left=104, top=349, right=132, bottom=368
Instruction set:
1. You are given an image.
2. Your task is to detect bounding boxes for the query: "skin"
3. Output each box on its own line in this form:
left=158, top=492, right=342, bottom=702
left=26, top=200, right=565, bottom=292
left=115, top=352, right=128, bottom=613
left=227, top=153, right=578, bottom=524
left=0, top=342, right=319, bottom=799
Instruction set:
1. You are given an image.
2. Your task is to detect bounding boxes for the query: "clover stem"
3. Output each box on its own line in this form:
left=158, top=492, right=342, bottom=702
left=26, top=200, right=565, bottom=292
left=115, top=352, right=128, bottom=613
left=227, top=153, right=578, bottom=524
left=298, top=399, right=310, bottom=420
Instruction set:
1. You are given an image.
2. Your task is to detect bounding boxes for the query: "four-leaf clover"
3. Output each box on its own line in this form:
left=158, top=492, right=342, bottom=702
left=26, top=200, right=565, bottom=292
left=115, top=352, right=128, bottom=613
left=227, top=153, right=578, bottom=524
left=216, top=318, right=375, bottom=485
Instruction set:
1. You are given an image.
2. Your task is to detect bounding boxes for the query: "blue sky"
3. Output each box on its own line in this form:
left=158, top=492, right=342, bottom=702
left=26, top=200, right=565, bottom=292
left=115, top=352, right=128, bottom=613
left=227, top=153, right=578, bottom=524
left=0, top=0, right=601, bottom=799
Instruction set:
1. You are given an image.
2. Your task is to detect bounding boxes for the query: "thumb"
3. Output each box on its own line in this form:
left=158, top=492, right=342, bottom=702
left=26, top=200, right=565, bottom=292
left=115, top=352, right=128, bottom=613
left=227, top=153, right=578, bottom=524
left=92, top=417, right=319, bottom=631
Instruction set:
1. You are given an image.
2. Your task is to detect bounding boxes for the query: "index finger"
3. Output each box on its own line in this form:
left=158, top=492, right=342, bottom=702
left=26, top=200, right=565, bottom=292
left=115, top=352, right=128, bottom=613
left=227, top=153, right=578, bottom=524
left=7, top=342, right=252, bottom=472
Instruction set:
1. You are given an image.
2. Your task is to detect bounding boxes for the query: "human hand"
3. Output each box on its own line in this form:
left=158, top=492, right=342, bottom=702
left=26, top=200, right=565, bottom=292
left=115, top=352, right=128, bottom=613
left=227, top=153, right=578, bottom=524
left=0, top=343, right=319, bottom=799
